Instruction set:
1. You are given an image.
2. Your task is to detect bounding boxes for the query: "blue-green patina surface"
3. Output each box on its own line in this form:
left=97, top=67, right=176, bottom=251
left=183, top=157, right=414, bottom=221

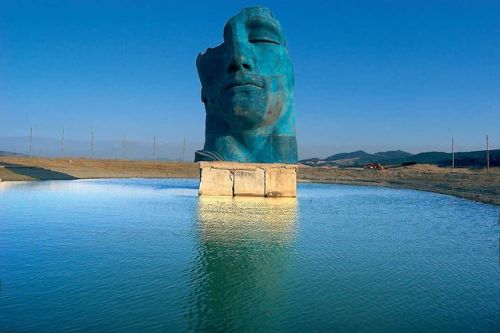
left=195, top=6, right=297, bottom=163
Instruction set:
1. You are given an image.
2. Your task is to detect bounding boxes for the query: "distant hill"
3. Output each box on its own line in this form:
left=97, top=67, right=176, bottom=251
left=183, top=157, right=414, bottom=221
left=373, top=150, right=414, bottom=160
left=301, top=150, right=416, bottom=167
left=300, top=149, right=499, bottom=168
left=0, top=150, right=27, bottom=157
left=325, top=150, right=373, bottom=161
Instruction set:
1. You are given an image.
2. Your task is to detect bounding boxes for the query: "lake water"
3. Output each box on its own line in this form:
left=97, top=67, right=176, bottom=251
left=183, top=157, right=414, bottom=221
left=0, top=179, right=498, bottom=332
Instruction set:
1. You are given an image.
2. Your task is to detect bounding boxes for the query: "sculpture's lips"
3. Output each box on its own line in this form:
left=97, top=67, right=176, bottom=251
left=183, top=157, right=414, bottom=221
left=225, top=82, right=262, bottom=90
left=223, top=76, right=264, bottom=91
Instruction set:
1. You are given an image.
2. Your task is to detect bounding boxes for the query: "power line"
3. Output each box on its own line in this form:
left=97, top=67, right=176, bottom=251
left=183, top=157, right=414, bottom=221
left=61, top=128, right=65, bottom=157
left=182, top=137, right=186, bottom=161
left=486, top=135, right=490, bottom=171
left=451, top=137, right=454, bottom=171
left=121, top=134, right=125, bottom=160
left=91, top=131, right=94, bottom=160
left=29, top=127, right=33, bottom=158
left=153, top=136, right=156, bottom=161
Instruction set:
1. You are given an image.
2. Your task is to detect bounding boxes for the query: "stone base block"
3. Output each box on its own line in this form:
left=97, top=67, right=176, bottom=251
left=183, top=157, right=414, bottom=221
left=198, top=166, right=233, bottom=196
left=265, top=167, right=297, bottom=197
left=199, top=162, right=297, bottom=197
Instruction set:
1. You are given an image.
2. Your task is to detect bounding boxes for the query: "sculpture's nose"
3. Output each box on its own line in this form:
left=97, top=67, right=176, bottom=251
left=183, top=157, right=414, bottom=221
left=227, top=40, right=254, bottom=74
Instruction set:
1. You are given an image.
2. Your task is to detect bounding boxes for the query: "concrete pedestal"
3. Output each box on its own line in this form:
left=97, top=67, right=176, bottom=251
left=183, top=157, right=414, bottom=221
left=199, top=162, right=297, bottom=197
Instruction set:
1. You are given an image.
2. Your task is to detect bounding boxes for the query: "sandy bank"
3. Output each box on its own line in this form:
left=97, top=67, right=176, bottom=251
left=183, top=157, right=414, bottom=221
left=1, top=157, right=498, bottom=205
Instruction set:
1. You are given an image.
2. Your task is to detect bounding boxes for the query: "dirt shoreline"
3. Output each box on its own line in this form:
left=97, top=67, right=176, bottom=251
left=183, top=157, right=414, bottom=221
left=1, top=157, right=498, bottom=206
left=298, top=166, right=500, bottom=206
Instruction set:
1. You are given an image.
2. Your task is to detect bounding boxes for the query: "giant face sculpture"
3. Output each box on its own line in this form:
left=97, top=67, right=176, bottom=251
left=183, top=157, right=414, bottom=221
left=195, top=6, right=298, bottom=163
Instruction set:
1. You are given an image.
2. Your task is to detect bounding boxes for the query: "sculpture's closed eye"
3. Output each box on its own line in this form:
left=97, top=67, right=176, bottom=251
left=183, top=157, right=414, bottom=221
left=247, top=22, right=282, bottom=46
left=249, top=38, right=280, bottom=45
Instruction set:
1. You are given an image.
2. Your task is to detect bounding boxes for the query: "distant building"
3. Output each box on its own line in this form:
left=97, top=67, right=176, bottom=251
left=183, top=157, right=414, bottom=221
left=363, top=163, right=384, bottom=170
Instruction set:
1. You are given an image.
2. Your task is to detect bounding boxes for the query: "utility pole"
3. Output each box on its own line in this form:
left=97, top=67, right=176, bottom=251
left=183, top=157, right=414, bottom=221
left=451, top=137, right=455, bottom=171
left=61, top=128, right=65, bottom=157
left=91, top=131, right=94, bottom=160
left=153, top=136, right=156, bottom=161
left=121, top=134, right=125, bottom=160
left=182, top=137, right=186, bottom=162
left=29, top=127, right=33, bottom=158
left=486, top=135, right=490, bottom=172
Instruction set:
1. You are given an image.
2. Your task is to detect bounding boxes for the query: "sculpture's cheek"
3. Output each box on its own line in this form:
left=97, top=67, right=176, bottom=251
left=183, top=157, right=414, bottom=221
left=262, top=95, right=284, bottom=127
left=258, top=76, right=285, bottom=124
left=253, top=47, right=290, bottom=75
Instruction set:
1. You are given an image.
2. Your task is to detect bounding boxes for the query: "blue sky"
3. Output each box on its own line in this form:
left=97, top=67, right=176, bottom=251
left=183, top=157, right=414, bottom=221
left=1, top=0, right=499, bottom=158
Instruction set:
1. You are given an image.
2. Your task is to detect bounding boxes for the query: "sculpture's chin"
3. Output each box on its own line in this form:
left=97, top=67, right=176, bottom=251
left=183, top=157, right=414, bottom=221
left=228, top=107, right=266, bottom=131
left=222, top=90, right=268, bottom=131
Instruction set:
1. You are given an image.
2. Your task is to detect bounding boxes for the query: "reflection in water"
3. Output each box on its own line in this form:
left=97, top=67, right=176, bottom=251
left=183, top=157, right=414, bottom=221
left=188, top=197, right=298, bottom=331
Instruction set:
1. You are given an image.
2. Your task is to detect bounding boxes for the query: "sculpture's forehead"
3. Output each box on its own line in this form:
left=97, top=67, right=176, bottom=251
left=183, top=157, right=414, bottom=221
left=223, top=7, right=284, bottom=40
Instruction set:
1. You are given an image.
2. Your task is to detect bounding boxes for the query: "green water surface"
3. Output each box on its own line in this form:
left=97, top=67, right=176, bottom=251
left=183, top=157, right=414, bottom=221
left=0, top=179, right=498, bottom=332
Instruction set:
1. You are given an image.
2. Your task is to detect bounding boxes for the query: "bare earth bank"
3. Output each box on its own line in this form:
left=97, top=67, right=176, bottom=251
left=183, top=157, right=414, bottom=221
left=1, top=157, right=498, bottom=205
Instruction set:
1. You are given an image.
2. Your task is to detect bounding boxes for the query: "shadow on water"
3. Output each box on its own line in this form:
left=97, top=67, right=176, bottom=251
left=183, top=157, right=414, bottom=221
left=188, top=196, right=298, bottom=331
left=0, top=162, right=77, bottom=180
